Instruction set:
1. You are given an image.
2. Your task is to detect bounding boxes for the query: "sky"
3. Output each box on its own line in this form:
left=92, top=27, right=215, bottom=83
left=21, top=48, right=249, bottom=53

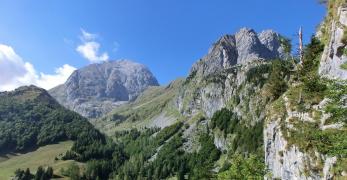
left=0, top=0, right=326, bottom=91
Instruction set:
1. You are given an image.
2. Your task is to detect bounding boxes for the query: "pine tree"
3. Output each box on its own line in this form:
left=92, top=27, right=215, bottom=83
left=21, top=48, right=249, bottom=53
left=35, top=166, right=44, bottom=180
left=24, top=168, right=31, bottom=180
left=46, top=167, right=53, bottom=179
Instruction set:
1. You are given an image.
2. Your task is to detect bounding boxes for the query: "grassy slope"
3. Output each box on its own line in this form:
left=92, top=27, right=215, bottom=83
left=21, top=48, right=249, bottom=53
left=0, top=141, right=82, bottom=179
left=92, top=79, right=184, bottom=135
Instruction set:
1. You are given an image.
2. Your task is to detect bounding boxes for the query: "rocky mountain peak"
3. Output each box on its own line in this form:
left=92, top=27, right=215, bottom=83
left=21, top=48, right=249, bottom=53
left=190, top=28, right=287, bottom=79
left=258, top=29, right=286, bottom=58
left=49, top=59, right=159, bottom=118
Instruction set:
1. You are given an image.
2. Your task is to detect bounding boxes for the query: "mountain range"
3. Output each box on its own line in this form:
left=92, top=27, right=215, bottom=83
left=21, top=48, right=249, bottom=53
left=1, top=1, right=347, bottom=179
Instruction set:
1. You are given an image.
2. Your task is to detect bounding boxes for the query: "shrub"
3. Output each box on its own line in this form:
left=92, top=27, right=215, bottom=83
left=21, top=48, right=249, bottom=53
left=266, top=60, right=291, bottom=99
left=217, top=153, right=266, bottom=179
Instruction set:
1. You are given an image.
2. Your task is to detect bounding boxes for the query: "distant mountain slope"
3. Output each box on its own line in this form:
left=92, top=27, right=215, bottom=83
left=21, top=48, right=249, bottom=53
left=0, top=85, right=105, bottom=154
left=49, top=59, right=159, bottom=118
left=92, top=78, right=184, bottom=135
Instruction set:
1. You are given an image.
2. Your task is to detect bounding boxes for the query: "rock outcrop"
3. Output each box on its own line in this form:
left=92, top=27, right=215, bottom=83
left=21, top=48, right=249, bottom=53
left=49, top=60, right=159, bottom=118
left=190, top=28, right=287, bottom=79
left=319, top=3, right=347, bottom=79
left=265, top=93, right=340, bottom=179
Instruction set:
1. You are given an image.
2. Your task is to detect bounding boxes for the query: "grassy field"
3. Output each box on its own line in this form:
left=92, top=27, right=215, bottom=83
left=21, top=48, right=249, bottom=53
left=0, top=141, right=82, bottom=180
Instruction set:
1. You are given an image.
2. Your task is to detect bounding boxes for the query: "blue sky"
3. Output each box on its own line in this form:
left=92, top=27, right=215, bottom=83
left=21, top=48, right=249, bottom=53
left=0, top=0, right=325, bottom=89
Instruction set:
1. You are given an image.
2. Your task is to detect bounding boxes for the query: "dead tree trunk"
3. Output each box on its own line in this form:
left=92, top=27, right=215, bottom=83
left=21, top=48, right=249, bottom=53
left=299, top=27, right=303, bottom=64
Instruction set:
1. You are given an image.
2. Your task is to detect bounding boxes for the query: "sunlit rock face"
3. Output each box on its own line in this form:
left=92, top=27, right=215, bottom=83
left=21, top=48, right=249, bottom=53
left=50, top=60, right=159, bottom=118
left=190, top=28, right=286, bottom=79
left=319, top=6, right=347, bottom=80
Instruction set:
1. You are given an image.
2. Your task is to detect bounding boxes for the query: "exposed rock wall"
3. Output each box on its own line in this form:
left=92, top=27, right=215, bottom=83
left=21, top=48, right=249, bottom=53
left=265, top=92, right=339, bottom=179
left=264, top=120, right=316, bottom=180
left=319, top=4, right=347, bottom=79
left=177, top=28, right=287, bottom=119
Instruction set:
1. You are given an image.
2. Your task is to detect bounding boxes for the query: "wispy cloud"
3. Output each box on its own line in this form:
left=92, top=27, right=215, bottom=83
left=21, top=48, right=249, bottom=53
left=76, top=29, right=109, bottom=63
left=80, top=29, right=97, bottom=41
left=0, top=44, right=76, bottom=91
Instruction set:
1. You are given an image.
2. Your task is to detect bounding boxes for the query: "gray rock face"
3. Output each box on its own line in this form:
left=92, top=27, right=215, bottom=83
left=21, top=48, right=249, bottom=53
left=319, top=6, right=347, bottom=79
left=177, top=28, right=287, bottom=119
left=190, top=28, right=287, bottom=78
left=265, top=94, right=338, bottom=180
left=49, top=60, right=159, bottom=118
left=258, top=30, right=287, bottom=59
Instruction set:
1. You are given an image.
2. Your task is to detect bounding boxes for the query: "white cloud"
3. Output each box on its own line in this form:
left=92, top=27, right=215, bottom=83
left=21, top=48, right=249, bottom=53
left=76, top=41, right=109, bottom=63
left=36, top=64, right=76, bottom=90
left=0, top=44, right=76, bottom=91
left=76, top=29, right=109, bottom=63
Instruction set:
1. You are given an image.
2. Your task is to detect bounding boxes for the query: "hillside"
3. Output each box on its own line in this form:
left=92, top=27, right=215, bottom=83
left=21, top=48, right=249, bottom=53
left=0, top=85, right=120, bottom=179
left=0, top=85, right=105, bottom=154
left=91, top=78, right=184, bottom=135
left=0, top=141, right=75, bottom=179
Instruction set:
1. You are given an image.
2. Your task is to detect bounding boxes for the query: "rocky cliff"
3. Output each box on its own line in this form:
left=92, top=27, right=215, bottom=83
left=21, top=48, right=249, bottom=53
left=319, top=0, right=347, bottom=79
left=263, top=1, right=347, bottom=179
left=49, top=60, right=159, bottom=118
left=178, top=28, right=288, bottom=118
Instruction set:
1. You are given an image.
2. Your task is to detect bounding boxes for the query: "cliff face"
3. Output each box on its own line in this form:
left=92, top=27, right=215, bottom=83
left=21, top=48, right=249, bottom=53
left=49, top=60, right=159, bottom=118
left=319, top=1, right=347, bottom=79
left=263, top=1, right=347, bottom=179
left=264, top=91, right=341, bottom=179
left=178, top=28, right=287, bottom=118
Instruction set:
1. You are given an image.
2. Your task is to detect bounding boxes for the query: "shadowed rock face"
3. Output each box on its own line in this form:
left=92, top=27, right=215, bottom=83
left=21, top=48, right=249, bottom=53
left=190, top=28, right=286, bottom=78
left=49, top=60, right=159, bottom=118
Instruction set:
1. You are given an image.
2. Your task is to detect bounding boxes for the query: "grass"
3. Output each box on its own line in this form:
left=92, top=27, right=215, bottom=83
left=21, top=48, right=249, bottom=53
left=92, top=79, right=184, bottom=135
left=0, top=141, right=82, bottom=179
left=340, top=61, right=347, bottom=70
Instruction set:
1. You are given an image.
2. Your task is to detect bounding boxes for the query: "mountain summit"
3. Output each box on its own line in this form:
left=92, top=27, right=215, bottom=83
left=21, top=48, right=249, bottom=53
left=190, top=28, right=288, bottom=78
left=49, top=60, right=159, bottom=118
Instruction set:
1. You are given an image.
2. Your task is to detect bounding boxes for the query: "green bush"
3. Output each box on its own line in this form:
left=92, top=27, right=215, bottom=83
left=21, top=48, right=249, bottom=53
left=266, top=60, right=292, bottom=99
left=210, top=108, right=264, bottom=154
left=217, top=153, right=266, bottom=180
left=298, top=36, right=326, bottom=93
